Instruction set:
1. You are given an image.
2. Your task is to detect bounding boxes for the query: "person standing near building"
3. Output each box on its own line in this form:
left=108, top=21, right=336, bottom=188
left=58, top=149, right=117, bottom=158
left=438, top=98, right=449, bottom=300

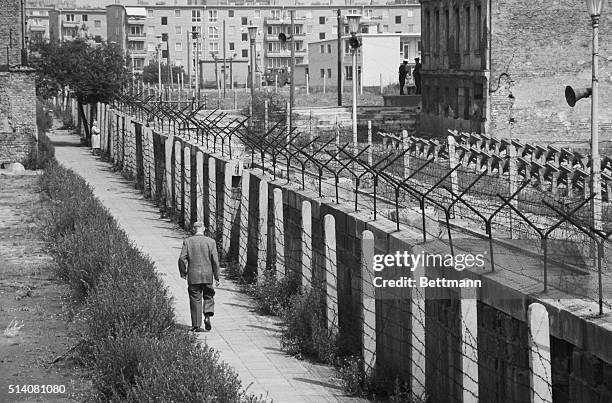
left=398, top=60, right=408, bottom=95
left=413, top=57, right=422, bottom=95
left=91, top=121, right=100, bottom=155
left=179, top=221, right=220, bottom=332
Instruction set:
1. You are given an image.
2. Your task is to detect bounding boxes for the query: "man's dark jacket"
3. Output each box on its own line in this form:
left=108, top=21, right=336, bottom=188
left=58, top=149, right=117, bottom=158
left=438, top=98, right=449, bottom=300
left=178, top=234, right=220, bottom=284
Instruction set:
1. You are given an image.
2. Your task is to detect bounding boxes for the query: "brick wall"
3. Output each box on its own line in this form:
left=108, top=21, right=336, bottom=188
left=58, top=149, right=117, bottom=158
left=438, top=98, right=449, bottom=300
left=0, top=0, right=23, bottom=67
left=490, top=0, right=612, bottom=146
left=0, top=72, right=37, bottom=165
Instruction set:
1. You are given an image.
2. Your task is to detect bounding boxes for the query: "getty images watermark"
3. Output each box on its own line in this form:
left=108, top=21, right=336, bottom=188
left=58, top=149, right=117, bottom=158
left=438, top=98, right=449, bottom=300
left=372, top=250, right=485, bottom=289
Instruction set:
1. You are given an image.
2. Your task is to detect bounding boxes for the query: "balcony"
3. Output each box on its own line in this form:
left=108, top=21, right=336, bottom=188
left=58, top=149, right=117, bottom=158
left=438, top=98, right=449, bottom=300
left=265, top=50, right=291, bottom=57
left=127, top=32, right=146, bottom=41
left=62, top=20, right=80, bottom=28
left=29, top=25, right=47, bottom=32
left=127, top=17, right=145, bottom=25
left=264, top=17, right=306, bottom=25
left=128, top=48, right=148, bottom=56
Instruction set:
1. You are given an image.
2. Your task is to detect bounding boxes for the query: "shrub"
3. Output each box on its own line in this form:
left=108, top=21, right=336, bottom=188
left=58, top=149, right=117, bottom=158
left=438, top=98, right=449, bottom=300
left=280, top=287, right=338, bottom=364
left=245, top=271, right=300, bottom=316
left=40, top=161, right=265, bottom=402
left=336, top=356, right=423, bottom=402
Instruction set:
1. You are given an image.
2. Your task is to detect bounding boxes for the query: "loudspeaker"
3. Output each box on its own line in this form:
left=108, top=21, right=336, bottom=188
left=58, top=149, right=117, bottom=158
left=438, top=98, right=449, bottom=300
left=565, top=86, right=592, bottom=107
left=278, top=33, right=290, bottom=42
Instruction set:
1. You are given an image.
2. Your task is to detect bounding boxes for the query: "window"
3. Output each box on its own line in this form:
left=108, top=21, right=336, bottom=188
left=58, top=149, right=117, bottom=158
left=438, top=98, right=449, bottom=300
left=192, top=10, right=201, bottom=23
left=94, top=20, right=101, bottom=28
left=161, top=16, right=167, bottom=25
left=319, top=32, right=325, bottom=40
left=455, top=8, right=460, bottom=52
left=268, top=43, right=273, bottom=51
left=241, top=33, right=248, bottom=41
left=434, top=10, right=440, bottom=53
left=476, top=5, right=482, bottom=50
left=327, top=68, right=331, bottom=78
left=65, top=14, right=74, bottom=22
left=175, top=9, right=181, bottom=17
left=241, top=17, right=248, bottom=25
left=407, top=24, right=414, bottom=32
left=320, top=69, right=325, bottom=78
left=229, top=42, right=235, bottom=50
left=209, top=42, right=219, bottom=53
left=161, top=33, right=168, bottom=41
left=345, top=65, right=352, bottom=80
left=175, top=42, right=182, bottom=52
left=208, top=26, right=219, bottom=39
left=320, top=44, right=325, bottom=53
left=175, top=25, right=182, bottom=35
left=395, top=15, right=401, bottom=24
left=82, top=14, right=88, bottom=22
left=407, top=10, right=414, bottom=18
left=445, top=9, right=450, bottom=49
left=319, top=16, right=325, bottom=24
left=267, top=26, right=273, bottom=34
left=307, top=25, right=313, bottom=34
left=147, top=10, right=153, bottom=17
left=465, top=7, right=471, bottom=52
left=208, top=10, right=218, bottom=22
left=147, top=26, right=155, bottom=35
left=348, top=9, right=358, bottom=15
left=228, top=10, right=234, bottom=17
left=254, top=10, right=261, bottom=19
left=425, top=11, right=430, bottom=52
left=271, top=9, right=281, bottom=19
left=327, top=44, right=332, bottom=53
left=192, top=26, right=201, bottom=35
left=242, top=49, right=248, bottom=57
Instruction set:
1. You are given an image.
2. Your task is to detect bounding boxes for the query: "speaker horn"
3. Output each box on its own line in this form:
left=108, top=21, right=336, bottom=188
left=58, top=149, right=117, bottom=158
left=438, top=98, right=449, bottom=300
left=565, top=86, right=592, bottom=107
left=278, top=33, right=291, bottom=42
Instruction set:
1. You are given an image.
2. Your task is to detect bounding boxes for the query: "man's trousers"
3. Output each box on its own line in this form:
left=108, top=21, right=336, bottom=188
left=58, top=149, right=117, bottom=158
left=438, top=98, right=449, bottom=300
left=188, top=283, right=215, bottom=328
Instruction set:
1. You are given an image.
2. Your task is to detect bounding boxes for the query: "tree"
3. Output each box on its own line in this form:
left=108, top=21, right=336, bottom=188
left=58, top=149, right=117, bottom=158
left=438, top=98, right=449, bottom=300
left=32, top=39, right=129, bottom=143
left=141, top=61, right=185, bottom=86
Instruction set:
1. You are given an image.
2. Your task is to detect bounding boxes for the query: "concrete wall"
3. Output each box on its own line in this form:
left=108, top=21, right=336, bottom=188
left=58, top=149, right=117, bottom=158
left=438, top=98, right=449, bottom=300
left=0, top=72, right=37, bottom=165
left=92, top=102, right=612, bottom=402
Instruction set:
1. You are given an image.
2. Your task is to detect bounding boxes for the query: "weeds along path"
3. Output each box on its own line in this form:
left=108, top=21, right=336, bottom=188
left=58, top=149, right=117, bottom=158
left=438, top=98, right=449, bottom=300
left=49, top=129, right=364, bottom=403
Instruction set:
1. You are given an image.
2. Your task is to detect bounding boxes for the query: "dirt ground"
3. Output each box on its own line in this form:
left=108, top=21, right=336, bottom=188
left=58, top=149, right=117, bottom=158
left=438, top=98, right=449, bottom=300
left=0, top=172, right=91, bottom=402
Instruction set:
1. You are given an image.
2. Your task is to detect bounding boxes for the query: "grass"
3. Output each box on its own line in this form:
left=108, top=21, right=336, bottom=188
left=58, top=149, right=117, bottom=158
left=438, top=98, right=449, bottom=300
left=40, top=160, right=264, bottom=402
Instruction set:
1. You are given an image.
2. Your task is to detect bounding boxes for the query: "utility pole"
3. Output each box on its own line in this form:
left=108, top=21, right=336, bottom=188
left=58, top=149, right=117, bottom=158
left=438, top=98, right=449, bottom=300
left=337, top=9, right=342, bottom=106
left=289, top=10, right=295, bottom=136
left=223, top=20, right=227, bottom=97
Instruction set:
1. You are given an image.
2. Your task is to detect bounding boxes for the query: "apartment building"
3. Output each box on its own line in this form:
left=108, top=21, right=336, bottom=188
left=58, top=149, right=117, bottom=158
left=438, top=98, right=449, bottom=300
left=308, top=32, right=421, bottom=90
left=26, top=7, right=53, bottom=42
left=48, top=7, right=107, bottom=42
left=103, top=3, right=419, bottom=88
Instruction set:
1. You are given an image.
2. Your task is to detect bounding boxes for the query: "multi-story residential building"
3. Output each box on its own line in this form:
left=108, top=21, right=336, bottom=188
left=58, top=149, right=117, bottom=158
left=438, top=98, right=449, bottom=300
left=49, top=7, right=106, bottom=42
left=26, top=7, right=52, bottom=42
left=308, top=32, right=421, bottom=91
left=104, top=3, right=420, bottom=88
left=418, top=0, right=612, bottom=145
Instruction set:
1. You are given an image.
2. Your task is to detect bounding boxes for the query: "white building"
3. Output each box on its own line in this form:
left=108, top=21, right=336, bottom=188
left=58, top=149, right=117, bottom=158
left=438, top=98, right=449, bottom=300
left=308, top=32, right=421, bottom=91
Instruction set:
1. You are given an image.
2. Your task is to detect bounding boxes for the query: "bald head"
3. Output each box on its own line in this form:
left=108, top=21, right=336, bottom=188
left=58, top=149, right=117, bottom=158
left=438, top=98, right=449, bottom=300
left=193, top=221, right=206, bottom=234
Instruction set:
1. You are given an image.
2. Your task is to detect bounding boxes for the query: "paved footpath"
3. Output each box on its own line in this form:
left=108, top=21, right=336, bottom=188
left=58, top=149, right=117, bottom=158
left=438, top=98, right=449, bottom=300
left=50, top=129, right=366, bottom=403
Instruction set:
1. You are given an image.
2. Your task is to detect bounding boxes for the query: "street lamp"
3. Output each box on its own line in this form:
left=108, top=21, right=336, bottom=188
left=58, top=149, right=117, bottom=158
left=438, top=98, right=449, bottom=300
left=564, top=0, right=605, bottom=229
left=247, top=24, right=258, bottom=128
left=347, top=14, right=362, bottom=156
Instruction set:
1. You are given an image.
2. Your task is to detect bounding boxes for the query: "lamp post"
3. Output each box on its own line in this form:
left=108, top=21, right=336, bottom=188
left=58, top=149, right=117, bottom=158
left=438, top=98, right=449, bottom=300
left=586, top=0, right=604, bottom=230
left=247, top=24, right=258, bottom=129
left=347, top=14, right=362, bottom=156
left=192, top=30, right=201, bottom=102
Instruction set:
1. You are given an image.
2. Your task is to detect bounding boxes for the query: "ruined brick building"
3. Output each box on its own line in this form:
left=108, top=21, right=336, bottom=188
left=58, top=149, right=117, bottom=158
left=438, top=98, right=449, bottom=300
left=0, top=0, right=37, bottom=165
left=418, top=0, right=612, bottom=149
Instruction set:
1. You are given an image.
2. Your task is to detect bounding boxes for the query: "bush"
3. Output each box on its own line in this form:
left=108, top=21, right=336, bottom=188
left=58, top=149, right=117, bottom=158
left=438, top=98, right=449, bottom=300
left=90, top=331, right=255, bottom=402
left=245, top=271, right=300, bottom=316
left=279, top=287, right=338, bottom=364
left=40, top=161, right=264, bottom=402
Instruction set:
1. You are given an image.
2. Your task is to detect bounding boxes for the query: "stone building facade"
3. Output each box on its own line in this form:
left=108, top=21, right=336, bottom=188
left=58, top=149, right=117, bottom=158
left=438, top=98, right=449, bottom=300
left=0, top=0, right=37, bottom=165
left=418, top=0, right=612, bottom=148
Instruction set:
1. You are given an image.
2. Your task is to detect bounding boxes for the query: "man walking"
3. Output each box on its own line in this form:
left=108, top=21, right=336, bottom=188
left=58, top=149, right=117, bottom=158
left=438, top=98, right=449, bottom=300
left=398, top=60, right=408, bottom=95
left=413, top=57, right=422, bottom=95
left=179, top=222, right=220, bottom=332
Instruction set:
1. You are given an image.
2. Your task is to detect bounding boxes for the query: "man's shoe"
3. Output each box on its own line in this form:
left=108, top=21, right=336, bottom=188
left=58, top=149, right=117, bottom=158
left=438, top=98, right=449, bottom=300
left=195, top=327, right=206, bottom=333
left=204, top=316, right=211, bottom=331
left=189, top=326, right=198, bottom=332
